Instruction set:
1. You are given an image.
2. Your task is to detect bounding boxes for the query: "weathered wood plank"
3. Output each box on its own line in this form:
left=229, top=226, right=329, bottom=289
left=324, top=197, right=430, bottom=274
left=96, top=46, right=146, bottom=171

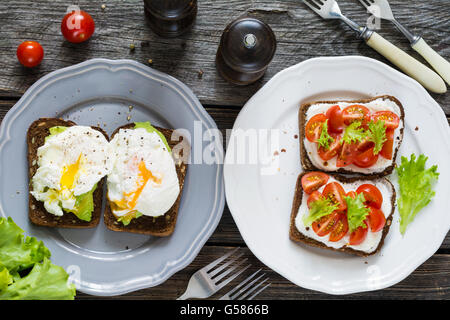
left=0, top=0, right=449, bottom=112
left=75, top=246, right=450, bottom=299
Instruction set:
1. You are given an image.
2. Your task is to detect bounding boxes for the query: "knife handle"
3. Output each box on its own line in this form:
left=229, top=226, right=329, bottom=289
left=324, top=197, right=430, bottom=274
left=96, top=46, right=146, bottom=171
left=365, top=32, right=447, bottom=94
left=411, top=38, right=450, bottom=86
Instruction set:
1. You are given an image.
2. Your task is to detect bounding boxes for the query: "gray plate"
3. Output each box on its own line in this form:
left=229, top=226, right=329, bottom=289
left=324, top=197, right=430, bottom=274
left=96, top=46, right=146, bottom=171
left=0, top=59, right=225, bottom=296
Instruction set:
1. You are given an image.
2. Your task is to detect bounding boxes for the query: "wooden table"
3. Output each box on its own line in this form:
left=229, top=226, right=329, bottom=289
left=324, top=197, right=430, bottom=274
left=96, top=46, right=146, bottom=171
left=0, top=0, right=449, bottom=299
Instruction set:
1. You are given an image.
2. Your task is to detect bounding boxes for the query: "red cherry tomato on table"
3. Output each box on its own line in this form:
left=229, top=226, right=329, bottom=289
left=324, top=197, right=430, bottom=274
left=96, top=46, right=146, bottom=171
left=367, top=207, right=386, bottom=232
left=61, top=10, right=95, bottom=43
left=356, top=184, right=383, bottom=209
left=326, top=105, right=345, bottom=134
left=16, top=41, right=44, bottom=68
left=305, top=114, right=327, bottom=142
left=301, top=171, right=329, bottom=194
left=342, top=105, right=370, bottom=126
left=322, top=182, right=347, bottom=212
left=372, top=111, right=400, bottom=130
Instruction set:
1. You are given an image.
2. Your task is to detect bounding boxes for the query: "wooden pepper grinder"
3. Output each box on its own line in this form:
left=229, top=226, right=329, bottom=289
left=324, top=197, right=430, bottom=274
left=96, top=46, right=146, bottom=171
left=216, top=16, right=277, bottom=85
left=143, top=0, right=197, bottom=37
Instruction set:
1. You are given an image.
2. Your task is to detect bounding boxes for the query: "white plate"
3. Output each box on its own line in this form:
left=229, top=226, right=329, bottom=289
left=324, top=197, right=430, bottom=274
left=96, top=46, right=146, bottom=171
left=224, top=56, right=450, bottom=295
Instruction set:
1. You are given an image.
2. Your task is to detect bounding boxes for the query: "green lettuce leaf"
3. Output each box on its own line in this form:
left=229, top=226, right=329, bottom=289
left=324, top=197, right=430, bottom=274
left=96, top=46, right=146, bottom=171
left=316, top=120, right=334, bottom=151
left=395, top=154, right=439, bottom=235
left=65, top=184, right=97, bottom=222
left=345, top=193, right=370, bottom=232
left=367, top=120, right=387, bottom=155
left=0, top=217, right=50, bottom=274
left=0, top=267, right=13, bottom=293
left=303, top=198, right=338, bottom=227
left=342, top=121, right=367, bottom=145
left=0, top=258, right=76, bottom=300
left=134, top=121, right=171, bottom=153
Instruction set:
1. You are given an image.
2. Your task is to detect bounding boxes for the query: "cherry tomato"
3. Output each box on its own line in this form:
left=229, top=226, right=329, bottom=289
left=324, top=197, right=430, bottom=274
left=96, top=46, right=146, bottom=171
left=301, top=172, right=329, bottom=194
left=305, top=114, right=327, bottom=142
left=336, top=142, right=357, bottom=167
left=322, top=182, right=347, bottom=212
left=61, top=10, right=95, bottom=43
left=356, top=137, right=375, bottom=153
left=16, top=41, right=44, bottom=68
left=349, top=222, right=369, bottom=245
left=346, top=191, right=357, bottom=199
left=312, top=212, right=339, bottom=237
left=372, top=111, right=400, bottom=130
left=367, top=207, right=386, bottom=232
left=356, top=184, right=383, bottom=209
left=307, top=191, right=323, bottom=208
left=329, top=213, right=349, bottom=242
left=380, top=128, right=394, bottom=159
left=353, top=147, right=379, bottom=168
left=342, top=105, right=370, bottom=126
left=326, top=105, right=345, bottom=134
left=318, top=134, right=342, bottom=161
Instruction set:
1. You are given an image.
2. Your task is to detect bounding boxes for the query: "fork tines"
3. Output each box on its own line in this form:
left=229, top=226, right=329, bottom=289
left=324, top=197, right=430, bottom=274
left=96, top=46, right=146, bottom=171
left=220, top=269, right=271, bottom=300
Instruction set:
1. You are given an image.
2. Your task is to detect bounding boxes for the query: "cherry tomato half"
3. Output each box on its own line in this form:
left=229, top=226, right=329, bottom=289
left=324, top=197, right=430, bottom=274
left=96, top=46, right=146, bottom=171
left=307, top=191, right=323, bottom=208
left=367, top=207, right=386, bottom=232
left=326, top=105, right=345, bottom=134
left=342, top=105, right=370, bottom=126
left=356, top=184, right=383, bottom=209
left=336, top=141, right=357, bottom=167
left=61, top=10, right=95, bottom=43
left=329, top=213, right=349, bottom=242
left=372, top=111, right=400, bottom=130
left=16, top=41, right=44, bottom=68
left=312, top=212, right=340, bottom=237
left=322, top=182, right=347, bottom=212
left=380, top=128, right=394, bottom=160
left=301, top=172, right=329, bottom=194
left=349, top=221, right=369, bottom=245
left=305, top=114, right=327, bottom=142
left=318, top=134, right=342, bottom=161
left=353, top=147, right=379, bottom=168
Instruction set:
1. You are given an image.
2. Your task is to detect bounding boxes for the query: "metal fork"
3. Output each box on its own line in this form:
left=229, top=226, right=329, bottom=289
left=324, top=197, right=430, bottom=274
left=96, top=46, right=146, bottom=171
left=302, top=0, right=446, bottom=94
left=177, top=248, right=250, bottom=300
left=359, top=0, right=450, bottom=85
left=219, top=269, right=271, bottom=300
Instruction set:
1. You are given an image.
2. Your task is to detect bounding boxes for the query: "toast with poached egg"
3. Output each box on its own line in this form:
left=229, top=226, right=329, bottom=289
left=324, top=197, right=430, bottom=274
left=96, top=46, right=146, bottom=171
left=103, top=122, right=189, bottom=236
left=27, top=118, right=111, bottom=228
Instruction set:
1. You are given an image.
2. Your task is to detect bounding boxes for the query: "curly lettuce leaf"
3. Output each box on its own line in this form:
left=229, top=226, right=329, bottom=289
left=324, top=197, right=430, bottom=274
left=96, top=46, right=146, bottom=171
left=316, top=120, right=334, bottom=151
left=0, top=217, right=50, bottom=273
left=0, top=267, right=13, bottom=293
left=303, top=198, right=338, bottom=227
left=0, top=258, right=76, bottom=300
left=345, top=193, right=370, bottom=232
left=342, top=121, right=367, bottom=145
left=367, top=120, right=387, bottom=155
left=395, top=154, right=439, bottom=235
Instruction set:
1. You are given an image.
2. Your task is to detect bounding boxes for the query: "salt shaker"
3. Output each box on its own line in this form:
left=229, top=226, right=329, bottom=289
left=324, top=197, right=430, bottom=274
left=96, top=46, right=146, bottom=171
left=143, top=0, right=197, bottom=37
left=216, top=16, right=276, bottom=85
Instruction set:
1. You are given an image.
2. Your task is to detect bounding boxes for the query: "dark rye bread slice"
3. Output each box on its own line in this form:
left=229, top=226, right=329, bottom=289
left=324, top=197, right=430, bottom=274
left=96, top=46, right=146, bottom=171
left=103, top=123, right=189, bottom=236
left=299, top=95, right=405, bottom=177
left=289, top=172, right=395, bottom=257
left=27, top=118, right=108, bottom=228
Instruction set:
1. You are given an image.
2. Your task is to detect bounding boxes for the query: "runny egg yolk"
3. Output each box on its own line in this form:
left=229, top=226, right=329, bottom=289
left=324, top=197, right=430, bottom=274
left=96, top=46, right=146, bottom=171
left=60, top=154, right=83, bottom=190
left=113, top=160, right=161, bottom=211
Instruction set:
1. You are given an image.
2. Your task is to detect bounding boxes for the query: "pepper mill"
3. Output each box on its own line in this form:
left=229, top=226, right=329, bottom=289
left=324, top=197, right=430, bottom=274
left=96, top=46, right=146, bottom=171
left=216, top=16, right=276, bottom=85
left=143, top=0, right=197, bottom=37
